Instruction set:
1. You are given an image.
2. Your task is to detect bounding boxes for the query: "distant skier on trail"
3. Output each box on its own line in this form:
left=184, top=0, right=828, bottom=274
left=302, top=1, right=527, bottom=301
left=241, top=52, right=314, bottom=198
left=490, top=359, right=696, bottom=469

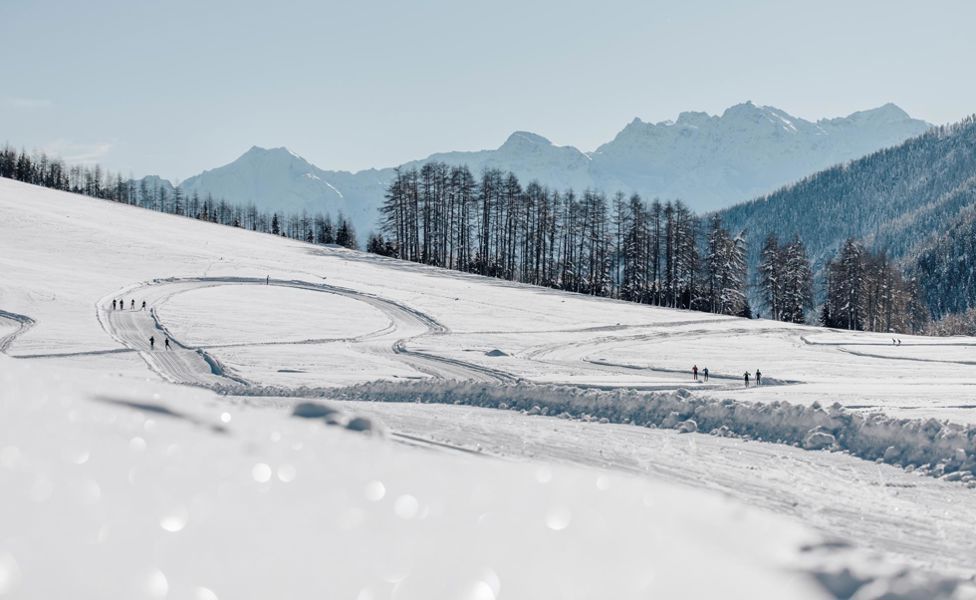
left=165, top=338, right=171, bottom=350
left=112, top=299, right=117, bottom=310
left=131, top=299, right=135, bottom=309
left=702, top=367, right=709, bottom=382
left=141, top=300, right=146, bottom=310
left=692, top=365, right=699, bottom=381
left=755, top=369, right=762, bottom=386
left=744, top=371, right=750, bottom=387
left=149, top=335, right=155, bottom=350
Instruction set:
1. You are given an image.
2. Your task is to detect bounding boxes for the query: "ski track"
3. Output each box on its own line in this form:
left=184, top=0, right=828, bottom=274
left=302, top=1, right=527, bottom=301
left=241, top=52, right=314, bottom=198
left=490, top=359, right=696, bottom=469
left=519, top=324, right=800, bottom=389
left=0, top=309, right=35, bottom=353
left=96, top=277, right=517, bottom=388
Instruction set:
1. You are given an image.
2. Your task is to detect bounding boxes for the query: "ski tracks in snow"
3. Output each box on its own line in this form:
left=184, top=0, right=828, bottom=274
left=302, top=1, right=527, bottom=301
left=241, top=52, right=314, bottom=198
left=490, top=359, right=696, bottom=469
left=0, top=309, right=35, bottom=354
left=97, top=277, right=516, bottom=389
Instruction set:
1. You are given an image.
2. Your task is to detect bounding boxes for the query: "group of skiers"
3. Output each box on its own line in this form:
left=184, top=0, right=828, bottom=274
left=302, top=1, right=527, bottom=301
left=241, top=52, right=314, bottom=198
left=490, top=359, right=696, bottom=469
left=111, top=298, right=146, bottom=311
left=107, top=298, right=171, bottom=350
left=692, top=364, right=762, bottom=387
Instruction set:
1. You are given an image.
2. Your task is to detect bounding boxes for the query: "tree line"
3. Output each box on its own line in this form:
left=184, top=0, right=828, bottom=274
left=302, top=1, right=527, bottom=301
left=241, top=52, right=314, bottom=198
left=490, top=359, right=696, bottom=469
left=379, top=161, right=817, bottom=320
left=820, top=239, right=928, bottom=333
left=0, top=145, right=359, bottom=249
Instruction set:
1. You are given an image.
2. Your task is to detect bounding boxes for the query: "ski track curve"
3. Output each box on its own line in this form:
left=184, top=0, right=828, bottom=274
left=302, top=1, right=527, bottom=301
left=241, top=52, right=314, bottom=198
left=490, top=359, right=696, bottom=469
left=97, top=277, right=517, bottom=390
left=0, top=309, right=35, bottom=354
left=519, top=324, right=802, bottom=390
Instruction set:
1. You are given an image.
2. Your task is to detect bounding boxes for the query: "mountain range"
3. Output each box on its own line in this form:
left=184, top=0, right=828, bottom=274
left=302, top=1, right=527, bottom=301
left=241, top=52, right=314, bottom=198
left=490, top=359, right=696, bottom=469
left=145, top=102, right=931, bottom=236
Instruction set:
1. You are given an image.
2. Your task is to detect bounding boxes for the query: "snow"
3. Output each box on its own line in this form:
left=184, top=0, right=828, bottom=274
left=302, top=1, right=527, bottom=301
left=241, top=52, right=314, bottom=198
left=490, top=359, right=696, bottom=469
left=1, top=357, right=832, bottom=599
left=2, top=178, right=975, bottom=597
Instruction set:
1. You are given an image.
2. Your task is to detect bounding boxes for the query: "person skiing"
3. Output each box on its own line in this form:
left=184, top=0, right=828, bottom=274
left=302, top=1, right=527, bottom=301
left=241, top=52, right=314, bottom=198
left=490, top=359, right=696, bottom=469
left=141, top=300, right=146, bottom=310
left=130, top=299, right=135, bottom=310
left=702, top=367, right=709, bottom=382
left=119, top=298, right=125, bottom=310
left=692, top=365, right=699, bottom=381
left=266, top=275, right=270, bottom=285
left=112, top=299, right=117, bottom=310
left=165, top=338, right=171, bottom=350
left=744, top=371, right=750, bottom=387
left=149, top=335, right=155, bottom=350
left=755, top=369, right=762, bottom=386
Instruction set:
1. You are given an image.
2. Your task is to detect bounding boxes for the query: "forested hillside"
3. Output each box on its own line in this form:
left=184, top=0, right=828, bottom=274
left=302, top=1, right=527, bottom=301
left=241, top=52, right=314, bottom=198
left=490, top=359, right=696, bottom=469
left=719, top=117, right=976, bottom=278
left=912, top=206, right=976, bottom=319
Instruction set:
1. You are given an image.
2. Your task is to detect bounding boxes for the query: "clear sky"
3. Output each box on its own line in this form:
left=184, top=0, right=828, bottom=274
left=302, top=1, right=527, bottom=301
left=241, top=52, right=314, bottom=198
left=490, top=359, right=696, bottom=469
left=3, top=0, right=974, bottom=181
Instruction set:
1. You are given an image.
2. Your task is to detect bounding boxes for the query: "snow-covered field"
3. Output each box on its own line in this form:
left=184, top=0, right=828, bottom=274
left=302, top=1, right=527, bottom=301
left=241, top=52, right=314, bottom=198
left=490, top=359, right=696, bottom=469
left=2, top=177, right=975, bottom=598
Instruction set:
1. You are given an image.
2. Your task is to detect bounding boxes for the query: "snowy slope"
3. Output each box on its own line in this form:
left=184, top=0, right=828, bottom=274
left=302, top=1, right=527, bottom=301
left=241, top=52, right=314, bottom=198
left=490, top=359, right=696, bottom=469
left=143, top=103, right=930, bottom=236
left=1, top=178, right=974, bottom=598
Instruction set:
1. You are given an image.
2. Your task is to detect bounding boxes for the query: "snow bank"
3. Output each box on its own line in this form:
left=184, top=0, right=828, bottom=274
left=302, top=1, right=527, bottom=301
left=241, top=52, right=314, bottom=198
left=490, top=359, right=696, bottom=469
left=327, top=381, right=976, bottom=484
left=0, top=357, right=835, bottom=599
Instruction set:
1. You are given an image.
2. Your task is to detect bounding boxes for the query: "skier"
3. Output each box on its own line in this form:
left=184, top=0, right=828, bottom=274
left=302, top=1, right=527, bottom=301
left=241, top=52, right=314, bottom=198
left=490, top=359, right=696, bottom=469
left=744, top=371, right=750, bottom=387
left=266, top=275, right=270, bottom=285
left=149, top=335, right=155, bottom=350
left=112, top=299, right=117, bottom=310
left=702, top=367, right=709, bottom=382
left=692, top=365, right=699, bottom=381
left=141, top=300, right=146, bottom=310
left=119, top=298, right=124, bottom=310
left=755, top=369, right=762, bottom=386
left=165, top=338, right=171, bottom=350
left=131, top=299, right=135, bottom=310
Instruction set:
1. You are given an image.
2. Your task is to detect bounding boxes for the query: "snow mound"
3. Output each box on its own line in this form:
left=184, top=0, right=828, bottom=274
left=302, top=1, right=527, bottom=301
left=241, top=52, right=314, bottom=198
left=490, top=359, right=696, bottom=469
left=292, top=401, right=385, bottom=436
left=803, top=427, right=837, bottom=450
left=327, top=381, right=976, bottom=483
left=484, top=349, right=508, bottom=357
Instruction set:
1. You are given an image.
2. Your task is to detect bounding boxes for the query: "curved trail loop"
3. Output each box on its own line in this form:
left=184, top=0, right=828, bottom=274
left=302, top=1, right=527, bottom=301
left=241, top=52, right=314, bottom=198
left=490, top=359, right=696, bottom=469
left=0, top=309, right=35, bottom=354
left=98, top=277, right=517, bottom=389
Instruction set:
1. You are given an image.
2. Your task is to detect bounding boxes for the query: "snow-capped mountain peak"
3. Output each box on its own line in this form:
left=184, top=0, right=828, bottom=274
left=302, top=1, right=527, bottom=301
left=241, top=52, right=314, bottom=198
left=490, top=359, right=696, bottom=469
left=500, top=130, right=554, bottom=149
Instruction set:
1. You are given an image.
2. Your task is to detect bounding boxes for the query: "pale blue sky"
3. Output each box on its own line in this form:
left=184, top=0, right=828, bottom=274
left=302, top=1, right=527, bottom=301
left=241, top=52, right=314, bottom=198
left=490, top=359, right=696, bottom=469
left=2, top=0, right=973, bottom=180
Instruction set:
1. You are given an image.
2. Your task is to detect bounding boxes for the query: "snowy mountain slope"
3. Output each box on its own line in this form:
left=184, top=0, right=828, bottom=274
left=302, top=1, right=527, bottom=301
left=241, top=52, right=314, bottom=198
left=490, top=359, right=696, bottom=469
left=140, top=103, right=929, bottom=236
left=718, top=115, right=976, bottom=312
left=2, top=178, right=975, bottom=597
left=4, top=176, right=976, bottom=420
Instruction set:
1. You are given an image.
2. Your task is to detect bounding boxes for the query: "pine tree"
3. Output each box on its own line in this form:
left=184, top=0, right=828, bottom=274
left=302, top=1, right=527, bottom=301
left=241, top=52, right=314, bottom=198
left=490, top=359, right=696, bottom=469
left=758, top=234, right=783, bottom=320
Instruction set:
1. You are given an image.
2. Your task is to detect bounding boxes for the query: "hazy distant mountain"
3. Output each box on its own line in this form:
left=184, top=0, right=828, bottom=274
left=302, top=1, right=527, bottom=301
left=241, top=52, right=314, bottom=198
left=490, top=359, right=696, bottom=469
left=178, top=146, right=379, bottom=236
left=141, top=102, right=931, bottom=236
left=590, top=102, right=931, bottom=210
